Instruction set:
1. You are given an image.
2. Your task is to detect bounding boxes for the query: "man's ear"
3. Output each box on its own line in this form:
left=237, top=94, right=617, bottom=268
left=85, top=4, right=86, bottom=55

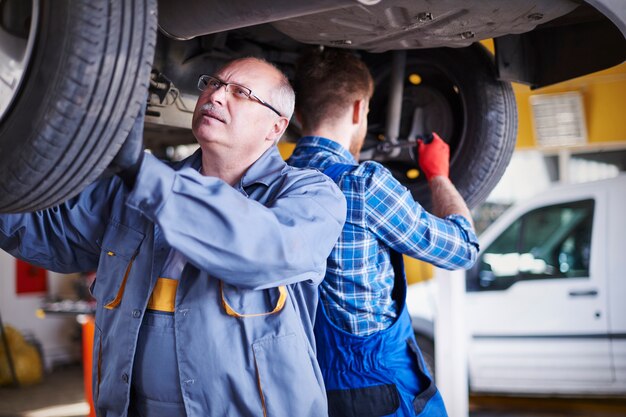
left=352, top=98, right=367, bottom=125
left=265, top=116, right=290, bottom=143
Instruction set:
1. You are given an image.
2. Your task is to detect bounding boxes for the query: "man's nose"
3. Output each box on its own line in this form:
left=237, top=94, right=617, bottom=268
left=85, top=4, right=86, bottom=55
left=207, top=85, right=227, bottom=104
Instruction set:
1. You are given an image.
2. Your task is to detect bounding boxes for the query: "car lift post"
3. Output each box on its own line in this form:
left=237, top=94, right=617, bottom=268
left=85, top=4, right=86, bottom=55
left=385, top=50, right=406, bottom=158
left=435, top=268, right=469, bottom=417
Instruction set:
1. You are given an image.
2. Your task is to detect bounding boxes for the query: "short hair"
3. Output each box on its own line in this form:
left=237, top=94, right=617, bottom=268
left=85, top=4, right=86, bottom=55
left=222, top=57, right=295, bottom=120
left=271, top=71, right=296, bottom=121
left=295, top=48, right=373, bottom=131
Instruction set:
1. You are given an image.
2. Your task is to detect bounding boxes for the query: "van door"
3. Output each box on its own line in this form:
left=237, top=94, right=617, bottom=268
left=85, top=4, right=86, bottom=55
left=466, top=193, right=611, bottom=394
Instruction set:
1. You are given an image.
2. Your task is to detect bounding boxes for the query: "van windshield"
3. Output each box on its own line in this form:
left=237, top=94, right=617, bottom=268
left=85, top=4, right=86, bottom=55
left=473, top=199, right=594, bottom=291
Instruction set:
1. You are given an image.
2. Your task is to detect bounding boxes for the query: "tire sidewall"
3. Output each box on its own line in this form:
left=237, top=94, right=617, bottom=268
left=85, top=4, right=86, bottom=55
left=0, top=0, right=157, bottom=212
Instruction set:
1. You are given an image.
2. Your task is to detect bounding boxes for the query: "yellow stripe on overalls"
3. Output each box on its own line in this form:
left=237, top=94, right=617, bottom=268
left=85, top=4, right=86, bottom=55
left=147, top=277, right=179, bottom=312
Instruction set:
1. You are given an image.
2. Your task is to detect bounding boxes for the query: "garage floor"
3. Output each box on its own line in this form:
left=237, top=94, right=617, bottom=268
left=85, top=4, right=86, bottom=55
left=0, top=362, right=88, bottom=417
left=1, top=363, right=626, bottom=417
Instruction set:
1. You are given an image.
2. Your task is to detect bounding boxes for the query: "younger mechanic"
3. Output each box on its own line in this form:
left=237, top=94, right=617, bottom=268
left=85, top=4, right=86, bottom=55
left=288, top=48, right=479, bottom=416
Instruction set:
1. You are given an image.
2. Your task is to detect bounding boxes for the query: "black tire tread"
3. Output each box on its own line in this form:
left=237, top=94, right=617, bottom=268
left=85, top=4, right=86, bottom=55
left=0, top=0, right=157, bottom=212
left=453, top=45, right=517, bottom=208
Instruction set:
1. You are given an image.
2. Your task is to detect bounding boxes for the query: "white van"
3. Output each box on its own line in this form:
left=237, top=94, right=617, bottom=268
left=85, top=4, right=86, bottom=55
left=408, top=174, right=626, bottom=396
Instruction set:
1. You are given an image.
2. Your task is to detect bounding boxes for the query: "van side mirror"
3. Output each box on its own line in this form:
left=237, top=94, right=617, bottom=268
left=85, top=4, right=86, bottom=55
left=479, top=270, right=496, bottom=288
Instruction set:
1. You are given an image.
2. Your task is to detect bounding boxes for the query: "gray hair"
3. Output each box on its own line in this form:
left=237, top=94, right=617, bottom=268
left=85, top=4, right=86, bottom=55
left=270, top=72, right=295, bottom=120
left=222, top=57, right=295, bottom=120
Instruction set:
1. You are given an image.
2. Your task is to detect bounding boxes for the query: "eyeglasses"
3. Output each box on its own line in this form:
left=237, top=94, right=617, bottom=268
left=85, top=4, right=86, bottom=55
left=197, top=74, right=282, bottom=117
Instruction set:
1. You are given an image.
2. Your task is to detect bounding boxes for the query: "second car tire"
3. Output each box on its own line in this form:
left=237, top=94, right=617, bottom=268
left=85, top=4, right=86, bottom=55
left=365, top=44, right=518, bottom=211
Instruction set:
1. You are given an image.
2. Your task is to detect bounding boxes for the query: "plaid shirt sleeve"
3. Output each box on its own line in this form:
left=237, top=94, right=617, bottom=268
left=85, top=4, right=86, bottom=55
left=363, top=162, right=479, bottom=270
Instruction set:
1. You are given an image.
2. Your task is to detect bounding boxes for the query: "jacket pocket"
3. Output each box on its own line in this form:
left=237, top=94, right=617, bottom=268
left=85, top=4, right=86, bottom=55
left=327, top=384, right=400, bottom=417
left=92, top=221, right=144, bottom=309
left=220, top=281, right=286, bottom=318
left=253, top=333, right=324, bottom=417
left=407, top=337, right=440, bottom=415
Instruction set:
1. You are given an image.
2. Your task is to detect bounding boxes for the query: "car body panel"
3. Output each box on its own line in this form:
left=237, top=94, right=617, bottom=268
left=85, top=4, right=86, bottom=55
left=157, top=0, right=625, bottom=88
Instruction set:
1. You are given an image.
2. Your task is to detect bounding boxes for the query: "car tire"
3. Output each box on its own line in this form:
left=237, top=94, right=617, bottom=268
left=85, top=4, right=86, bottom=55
left=0, top=0, right=157, bottom=213
left=364, top=44, right=517, bottom=210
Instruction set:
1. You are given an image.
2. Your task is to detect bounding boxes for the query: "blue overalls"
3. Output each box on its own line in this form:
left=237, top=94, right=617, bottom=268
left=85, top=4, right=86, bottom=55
left=316, top=163, right=448, bottom=417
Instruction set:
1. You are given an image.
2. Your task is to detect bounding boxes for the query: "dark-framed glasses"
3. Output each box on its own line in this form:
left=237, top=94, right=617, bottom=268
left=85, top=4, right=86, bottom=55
left=197, top=74, right=282, bottom=117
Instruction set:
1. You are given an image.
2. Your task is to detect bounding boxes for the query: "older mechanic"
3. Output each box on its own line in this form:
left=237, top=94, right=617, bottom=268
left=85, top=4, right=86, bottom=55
left=288, top=48, right=479, bottom=417
left=0, top=57, right=346, bottom=417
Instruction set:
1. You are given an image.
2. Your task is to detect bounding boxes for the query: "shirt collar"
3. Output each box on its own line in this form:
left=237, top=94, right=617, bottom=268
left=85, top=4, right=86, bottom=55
left=239, top=146, right=285, bottom=187
left=186, top=146, right=284, bottom=188
left=296, top=136, right=357, bottom=165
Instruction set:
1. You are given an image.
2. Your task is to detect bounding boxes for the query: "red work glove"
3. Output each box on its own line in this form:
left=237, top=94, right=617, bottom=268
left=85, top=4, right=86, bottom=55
left=417, top=132, right=449, bottom=181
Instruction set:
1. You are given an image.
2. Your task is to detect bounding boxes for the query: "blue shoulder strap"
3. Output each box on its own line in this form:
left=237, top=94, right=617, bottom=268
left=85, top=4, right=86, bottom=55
left=323, top=163, right=357, bottom=182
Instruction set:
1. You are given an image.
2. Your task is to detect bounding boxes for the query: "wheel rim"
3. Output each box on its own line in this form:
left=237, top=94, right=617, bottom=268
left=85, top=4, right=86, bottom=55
left=364, top=58, right=463, bottom=186
left=0, top=0, right=39, bottom=124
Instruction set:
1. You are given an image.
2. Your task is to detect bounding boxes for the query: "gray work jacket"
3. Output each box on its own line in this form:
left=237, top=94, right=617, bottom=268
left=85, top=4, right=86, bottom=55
left=0, top=146, right=346, bottom=417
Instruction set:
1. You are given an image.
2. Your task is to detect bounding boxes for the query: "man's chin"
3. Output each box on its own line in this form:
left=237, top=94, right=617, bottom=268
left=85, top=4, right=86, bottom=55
left=194, top=124, right=223, bottom=143
left=196, top=136, right=231, bottom=150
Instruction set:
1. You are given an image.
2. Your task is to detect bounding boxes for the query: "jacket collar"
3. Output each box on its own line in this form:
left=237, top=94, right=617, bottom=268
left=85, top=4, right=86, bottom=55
left=184, top=146, right=286, bottom=189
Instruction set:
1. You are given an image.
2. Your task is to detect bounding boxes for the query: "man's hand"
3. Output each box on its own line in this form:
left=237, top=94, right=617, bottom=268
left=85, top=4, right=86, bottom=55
left=117, top=150, right=144, bottom=190
left=418, top=132, right=473, bottom=225
left=417, top=132, right=449, bottom=181
left=111, top=108, right=146, bottom=190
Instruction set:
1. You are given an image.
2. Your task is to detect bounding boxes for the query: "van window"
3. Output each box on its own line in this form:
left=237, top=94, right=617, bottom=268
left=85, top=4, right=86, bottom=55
left=468, top=199, right=594, bottom=291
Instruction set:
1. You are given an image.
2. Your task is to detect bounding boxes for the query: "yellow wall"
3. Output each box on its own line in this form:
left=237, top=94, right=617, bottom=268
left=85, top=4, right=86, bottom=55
left=481, top=39, right=626, bottom=149
left=514, top=64, right=626, bottom=148
left=277, top=141, right=295, bottom=160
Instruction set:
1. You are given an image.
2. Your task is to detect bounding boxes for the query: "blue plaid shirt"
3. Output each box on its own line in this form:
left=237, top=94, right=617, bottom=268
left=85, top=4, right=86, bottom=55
left=288, top=136, right=479, bottom=335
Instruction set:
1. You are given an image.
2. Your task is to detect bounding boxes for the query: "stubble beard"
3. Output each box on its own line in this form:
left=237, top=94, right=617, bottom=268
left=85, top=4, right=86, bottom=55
left=349, top=132, right=366, bottom=162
